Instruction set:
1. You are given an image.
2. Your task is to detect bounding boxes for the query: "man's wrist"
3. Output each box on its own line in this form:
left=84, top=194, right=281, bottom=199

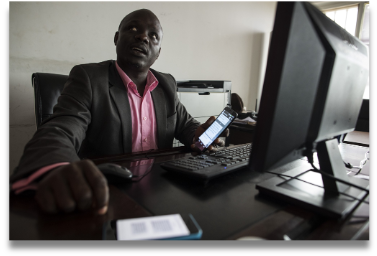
left=11, top=162, right=70, bottom=193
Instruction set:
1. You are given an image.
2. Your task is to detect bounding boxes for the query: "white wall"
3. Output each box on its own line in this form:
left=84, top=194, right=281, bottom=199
left=9, top=1, right=276, bottom=173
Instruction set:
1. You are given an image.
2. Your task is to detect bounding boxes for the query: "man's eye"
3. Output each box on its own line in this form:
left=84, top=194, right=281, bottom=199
left=152, top=34, right=158, bottom=40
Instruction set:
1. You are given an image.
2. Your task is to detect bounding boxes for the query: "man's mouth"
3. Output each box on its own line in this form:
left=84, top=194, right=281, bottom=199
left=131, top=47, right=146, bottom=55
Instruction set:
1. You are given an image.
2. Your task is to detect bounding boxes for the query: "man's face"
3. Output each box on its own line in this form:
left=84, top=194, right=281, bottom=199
left=114, top=10, right=163, bottom=72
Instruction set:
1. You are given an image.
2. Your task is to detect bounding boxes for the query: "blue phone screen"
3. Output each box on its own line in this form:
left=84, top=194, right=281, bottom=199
left=196, top=109, right=234, bottom=151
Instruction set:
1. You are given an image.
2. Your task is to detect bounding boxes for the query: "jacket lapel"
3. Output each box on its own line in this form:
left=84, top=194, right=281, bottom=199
left=107, top=64, right=169, bottom=152
left=108, top=61, right=133, bottom=153
left=151, top=85, right=166, bottom=149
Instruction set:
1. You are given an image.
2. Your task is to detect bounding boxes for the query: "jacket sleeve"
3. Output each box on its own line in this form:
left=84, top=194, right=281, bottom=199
left=10, top=65, right=93, bottom=183
left=169, top=75, right=201, bottom=147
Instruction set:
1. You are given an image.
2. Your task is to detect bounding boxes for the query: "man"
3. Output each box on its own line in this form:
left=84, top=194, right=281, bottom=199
left=10, top=9, right=225, bottom=215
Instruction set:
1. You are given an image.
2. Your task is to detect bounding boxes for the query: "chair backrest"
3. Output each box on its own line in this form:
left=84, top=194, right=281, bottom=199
left=231, top=93, right=244, bottom=114
left=32, top=73, right=68, bottom=128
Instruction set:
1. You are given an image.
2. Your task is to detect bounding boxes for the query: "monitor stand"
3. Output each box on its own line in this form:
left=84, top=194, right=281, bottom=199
left=256, top=139, right=369, bottom=219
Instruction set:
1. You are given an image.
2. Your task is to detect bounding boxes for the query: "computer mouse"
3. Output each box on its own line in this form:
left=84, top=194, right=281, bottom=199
left=96, top=163, right=133, bottom=183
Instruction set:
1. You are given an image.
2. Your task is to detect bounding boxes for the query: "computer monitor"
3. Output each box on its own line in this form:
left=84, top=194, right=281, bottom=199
left=249, top=2, right=369, bottom=218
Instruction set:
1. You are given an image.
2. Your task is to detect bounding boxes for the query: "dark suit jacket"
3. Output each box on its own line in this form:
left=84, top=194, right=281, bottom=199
left=11, top=60, right=200, bottom=182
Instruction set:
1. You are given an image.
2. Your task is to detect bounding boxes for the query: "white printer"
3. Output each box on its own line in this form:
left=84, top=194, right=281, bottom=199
left=173, top=80, right=232, bottom=147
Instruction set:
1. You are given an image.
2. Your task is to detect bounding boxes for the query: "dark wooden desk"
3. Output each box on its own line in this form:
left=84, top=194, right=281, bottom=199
left=9, top=144, right=369, bottom=240
left=231, top=142, right=370, bottom=240
left=228, top=124, right=255, bottom=145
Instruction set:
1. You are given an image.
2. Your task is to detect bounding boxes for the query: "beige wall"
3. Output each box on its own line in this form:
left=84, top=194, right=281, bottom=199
left=9, top=1, right=276, bottom=173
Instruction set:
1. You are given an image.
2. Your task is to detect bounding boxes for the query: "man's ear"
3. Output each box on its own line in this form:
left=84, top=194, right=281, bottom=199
left=156, top=48, right=161, bottom=60
left=114, top=32, right=119, bottom=46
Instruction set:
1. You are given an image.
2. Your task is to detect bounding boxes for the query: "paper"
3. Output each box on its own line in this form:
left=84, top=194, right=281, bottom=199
left=233, top=116, right=256, bottom=124
left=116, top=214, right=190, bottom=240
left=353, top=174, right=369, bottom=180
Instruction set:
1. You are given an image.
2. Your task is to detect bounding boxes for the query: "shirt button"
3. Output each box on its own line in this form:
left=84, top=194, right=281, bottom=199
left=143, top=117, right=147, bottom=120
left=144, top=138, right=148, bottom=142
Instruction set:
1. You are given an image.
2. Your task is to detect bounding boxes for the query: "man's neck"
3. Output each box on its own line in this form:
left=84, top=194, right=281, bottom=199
left=118, top=61, right=148, bottom=96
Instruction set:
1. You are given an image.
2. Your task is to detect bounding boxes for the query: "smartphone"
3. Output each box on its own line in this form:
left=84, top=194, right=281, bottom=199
left=102, top=213, right=202, bottom=240
left=195, top=106, right=238, bottom=151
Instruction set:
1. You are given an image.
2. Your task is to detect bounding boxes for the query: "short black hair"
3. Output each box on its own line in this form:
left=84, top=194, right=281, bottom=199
left=118, top=9, right=161, bottom=31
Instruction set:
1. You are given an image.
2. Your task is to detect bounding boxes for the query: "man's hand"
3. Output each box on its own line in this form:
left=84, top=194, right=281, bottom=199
left=191, top=116, right=230, bottom=152
left=35, top=160, right=109, bottom=215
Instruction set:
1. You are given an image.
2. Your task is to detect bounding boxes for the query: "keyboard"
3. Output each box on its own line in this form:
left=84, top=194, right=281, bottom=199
left=160, top=143, right=252, bottom=181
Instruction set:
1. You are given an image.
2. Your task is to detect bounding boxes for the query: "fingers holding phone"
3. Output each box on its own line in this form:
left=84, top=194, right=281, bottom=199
left=191, top=107, right=237, bottom=152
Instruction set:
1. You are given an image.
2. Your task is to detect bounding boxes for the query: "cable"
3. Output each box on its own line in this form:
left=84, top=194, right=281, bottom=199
left=305, top=148, right=369, bottom=193
left=343, top=150, right=369, bottom=172
left=308, top=161, right=369, bottom=193
left=131, top=166, right=154, bottom=182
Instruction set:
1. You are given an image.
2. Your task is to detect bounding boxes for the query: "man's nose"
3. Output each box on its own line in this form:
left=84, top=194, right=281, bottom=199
left=135, top=31, right=149, bottom=44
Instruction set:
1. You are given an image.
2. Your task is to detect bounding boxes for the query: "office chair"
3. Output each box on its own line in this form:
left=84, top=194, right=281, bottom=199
left=230, top=93, right=258, bottom=120
left=32, top=73, right=68, bottom=128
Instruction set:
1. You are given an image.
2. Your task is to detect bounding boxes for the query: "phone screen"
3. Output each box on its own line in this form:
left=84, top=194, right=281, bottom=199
left=195, top=108, right=236, bottom=151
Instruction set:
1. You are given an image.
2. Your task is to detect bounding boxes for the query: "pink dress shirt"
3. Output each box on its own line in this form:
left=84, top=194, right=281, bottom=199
left=115, top=61, right=159, bottom=152
left=12, top=62, right=159, bottom=193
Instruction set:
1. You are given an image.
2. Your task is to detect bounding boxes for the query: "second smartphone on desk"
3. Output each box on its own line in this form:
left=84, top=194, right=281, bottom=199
left=103, top=213, right=202, bottom=240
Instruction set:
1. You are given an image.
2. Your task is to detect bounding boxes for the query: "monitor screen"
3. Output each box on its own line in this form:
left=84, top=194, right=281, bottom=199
left=248, top=2, right=369, bottom=218
left=249, top=1, right=369, bottom=173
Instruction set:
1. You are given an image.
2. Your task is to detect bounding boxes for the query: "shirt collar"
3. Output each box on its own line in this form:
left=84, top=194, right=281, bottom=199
left=115, top=61, right=159, bottom=93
